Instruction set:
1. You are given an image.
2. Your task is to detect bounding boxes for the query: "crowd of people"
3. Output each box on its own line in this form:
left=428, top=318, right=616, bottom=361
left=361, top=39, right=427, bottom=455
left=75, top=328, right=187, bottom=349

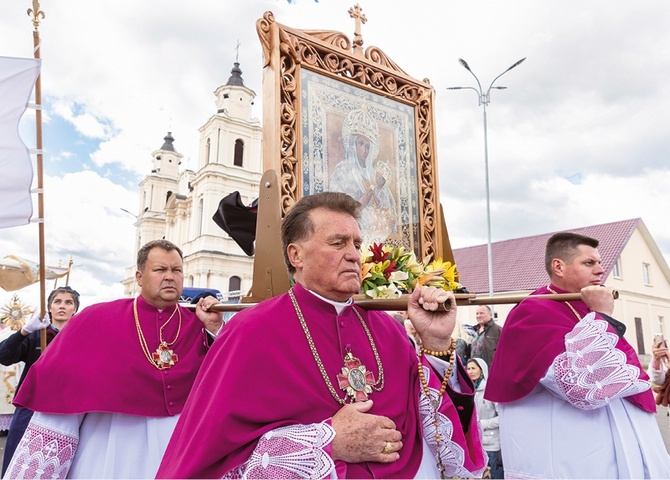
left=0, top=191, right=669, bottom=479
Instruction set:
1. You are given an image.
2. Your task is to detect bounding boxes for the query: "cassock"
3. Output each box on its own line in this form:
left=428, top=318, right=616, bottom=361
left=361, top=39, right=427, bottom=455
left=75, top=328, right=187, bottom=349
left=486, top=284, right=670, bottom=479
left=4, top=296, right=212, bottom=479
left=156, top=283, right=487, bottom=479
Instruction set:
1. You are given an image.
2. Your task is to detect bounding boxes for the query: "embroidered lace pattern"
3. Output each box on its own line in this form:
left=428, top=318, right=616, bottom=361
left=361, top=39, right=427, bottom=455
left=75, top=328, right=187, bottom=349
left=549, top=312, right=649, bottom=410
left=224, top=423, right=336, bottom=479
left=419, top=364, right=484, bottom=479
left=4, top=421, right=77, bottom=479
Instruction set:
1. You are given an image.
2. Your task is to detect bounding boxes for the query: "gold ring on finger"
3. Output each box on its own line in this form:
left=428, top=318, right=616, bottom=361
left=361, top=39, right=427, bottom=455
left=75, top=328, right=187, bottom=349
left=383, top=441, right=393, bottom=455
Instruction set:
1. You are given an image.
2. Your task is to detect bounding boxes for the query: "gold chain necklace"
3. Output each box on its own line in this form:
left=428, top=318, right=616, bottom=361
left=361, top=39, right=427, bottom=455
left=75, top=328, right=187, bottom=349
left=546, top=285, right=582, bottom=321
left=288, top=288, right=384, bottom=405
left=134, top=297, right=182, bottom=370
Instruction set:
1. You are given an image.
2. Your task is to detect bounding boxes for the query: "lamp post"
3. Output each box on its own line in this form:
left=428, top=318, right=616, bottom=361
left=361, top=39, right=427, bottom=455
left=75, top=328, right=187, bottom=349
left=447, top=57, right=526, bottom=298
left=120, top=208, right=142, bottom=256
left=120, top=208, right=143, bottom=296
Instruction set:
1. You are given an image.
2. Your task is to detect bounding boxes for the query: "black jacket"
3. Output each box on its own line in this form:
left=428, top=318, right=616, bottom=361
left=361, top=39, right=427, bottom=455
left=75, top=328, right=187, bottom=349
left=0, top=326, right=58, bottom=397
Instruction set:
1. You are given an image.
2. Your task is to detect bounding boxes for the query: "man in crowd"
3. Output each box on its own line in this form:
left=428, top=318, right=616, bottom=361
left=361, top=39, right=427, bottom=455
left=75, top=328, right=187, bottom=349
left=0, top=286, right=80, bottom=475
left=486, top=232, right=670, bottom=478
left=157, top=191, right=487, bottom=478
left=470, top=305, right=500, bottom=367
left=4, top=240, right=223, bottom=478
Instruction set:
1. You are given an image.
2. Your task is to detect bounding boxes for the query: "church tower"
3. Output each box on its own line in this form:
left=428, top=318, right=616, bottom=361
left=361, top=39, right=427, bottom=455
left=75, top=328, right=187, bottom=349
left=122, top=60, right=262, bottom=298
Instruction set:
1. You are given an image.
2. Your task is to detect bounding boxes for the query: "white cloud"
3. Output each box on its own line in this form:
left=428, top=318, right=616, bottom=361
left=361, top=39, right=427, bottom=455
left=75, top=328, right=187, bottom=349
left=51, top=99, right=112, bottom=139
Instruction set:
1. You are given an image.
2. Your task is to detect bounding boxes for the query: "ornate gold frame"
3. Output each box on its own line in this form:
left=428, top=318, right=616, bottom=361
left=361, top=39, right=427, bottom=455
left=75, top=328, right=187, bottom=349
left=256, top=7, right=447, bottom=261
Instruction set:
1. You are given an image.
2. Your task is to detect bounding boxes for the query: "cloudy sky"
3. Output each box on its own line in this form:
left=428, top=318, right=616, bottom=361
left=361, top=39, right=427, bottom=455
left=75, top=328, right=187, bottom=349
left=1, top=0, right=669, bottom=311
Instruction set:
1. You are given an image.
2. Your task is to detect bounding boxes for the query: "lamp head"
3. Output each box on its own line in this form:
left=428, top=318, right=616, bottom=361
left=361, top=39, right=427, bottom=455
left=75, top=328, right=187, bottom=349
left=506, top=57, right=526, bottom=72
left=458, top=58, right=472, bottom=71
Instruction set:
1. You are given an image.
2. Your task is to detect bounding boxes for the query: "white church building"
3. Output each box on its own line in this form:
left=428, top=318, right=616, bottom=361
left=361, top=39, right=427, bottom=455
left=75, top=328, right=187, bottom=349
left=121, top=61, right=262, bottom=299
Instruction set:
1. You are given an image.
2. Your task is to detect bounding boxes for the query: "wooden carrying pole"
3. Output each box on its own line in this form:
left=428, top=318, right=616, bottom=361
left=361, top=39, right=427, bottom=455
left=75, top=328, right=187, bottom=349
left=184, top=292, right=589, bottom=313
left=28, top=1, right=47, bottom=353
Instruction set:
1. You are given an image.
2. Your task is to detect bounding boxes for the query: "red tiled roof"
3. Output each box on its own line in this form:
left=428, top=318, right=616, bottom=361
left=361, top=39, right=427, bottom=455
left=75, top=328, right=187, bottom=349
left=453, top=218, right=640, bottom=294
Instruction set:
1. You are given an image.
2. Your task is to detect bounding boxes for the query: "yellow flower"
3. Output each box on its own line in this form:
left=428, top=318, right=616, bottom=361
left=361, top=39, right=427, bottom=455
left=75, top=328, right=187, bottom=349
left=425, top=257, right=461, bottom=291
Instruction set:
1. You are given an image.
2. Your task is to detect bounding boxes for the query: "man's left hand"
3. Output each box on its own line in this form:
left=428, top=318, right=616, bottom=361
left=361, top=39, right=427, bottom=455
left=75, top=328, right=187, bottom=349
left=407, top=286, right=456, bottom=352
left=195, top=297, right=224, bottom=335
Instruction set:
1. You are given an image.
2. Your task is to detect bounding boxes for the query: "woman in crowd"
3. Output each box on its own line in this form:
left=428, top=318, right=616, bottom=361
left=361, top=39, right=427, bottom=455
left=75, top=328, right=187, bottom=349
left=467, top=357, right=504, bottom=479
left=0, top=286, right=79, bottom=475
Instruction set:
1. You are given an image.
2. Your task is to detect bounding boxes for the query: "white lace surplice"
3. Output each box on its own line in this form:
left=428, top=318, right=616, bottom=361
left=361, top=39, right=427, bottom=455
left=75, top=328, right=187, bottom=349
left=4, top=412, right=178, bottom=479
left=499, top=313, right=670, bottom=479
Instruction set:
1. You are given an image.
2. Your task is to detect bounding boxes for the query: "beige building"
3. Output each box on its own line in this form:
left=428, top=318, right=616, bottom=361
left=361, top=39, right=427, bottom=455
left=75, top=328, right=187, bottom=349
left=453, top=218, right=670, bottom=358
left=121, top=62, right=262, bottom=299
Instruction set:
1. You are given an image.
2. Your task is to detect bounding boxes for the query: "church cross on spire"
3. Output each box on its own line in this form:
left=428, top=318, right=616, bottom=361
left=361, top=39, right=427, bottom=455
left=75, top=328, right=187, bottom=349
left=348, top=4, right=367, bottom=55
left=235, top=39, right=241, bottom=63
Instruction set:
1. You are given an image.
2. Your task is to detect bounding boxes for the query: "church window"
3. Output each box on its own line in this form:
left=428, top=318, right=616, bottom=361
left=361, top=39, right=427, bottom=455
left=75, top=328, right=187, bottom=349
left=198, top=198, right=204, bottom=235
left=234, top=139, right=244, bottom=166
left=228, top=276, right=241, bottom=291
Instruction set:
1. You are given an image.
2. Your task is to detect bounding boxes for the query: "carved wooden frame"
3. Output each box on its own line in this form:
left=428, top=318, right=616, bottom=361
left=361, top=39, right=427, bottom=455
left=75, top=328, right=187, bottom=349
left=256, top=9, right=445, bottom=261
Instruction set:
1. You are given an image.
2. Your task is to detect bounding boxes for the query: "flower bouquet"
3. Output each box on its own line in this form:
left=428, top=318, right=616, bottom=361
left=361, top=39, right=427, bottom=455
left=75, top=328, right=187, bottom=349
left=360, top=242, right=462, bottom=299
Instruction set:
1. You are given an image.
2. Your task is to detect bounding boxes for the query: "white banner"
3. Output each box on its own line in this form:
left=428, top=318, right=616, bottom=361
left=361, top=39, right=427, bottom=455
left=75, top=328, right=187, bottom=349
left=0, top=56, right=41, bottom=229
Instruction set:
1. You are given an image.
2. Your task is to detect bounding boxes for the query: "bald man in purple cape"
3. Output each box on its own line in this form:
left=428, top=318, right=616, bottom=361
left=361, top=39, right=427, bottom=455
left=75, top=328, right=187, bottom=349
left=486, top=232, right=670, bottom=478
left=157, top=192, right=487, bottom=479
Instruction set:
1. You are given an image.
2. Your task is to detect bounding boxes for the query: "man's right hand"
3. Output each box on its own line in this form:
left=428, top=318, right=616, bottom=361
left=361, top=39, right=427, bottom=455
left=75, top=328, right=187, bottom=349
left=22, top=311, right=50, bottom=335
left=330, top=400, right=403, bottom=464
left=581, top=285, right=615, bottom=316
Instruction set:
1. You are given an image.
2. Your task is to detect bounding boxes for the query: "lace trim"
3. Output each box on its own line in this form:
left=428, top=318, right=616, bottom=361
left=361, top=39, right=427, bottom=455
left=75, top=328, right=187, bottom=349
left=419, top=364, right=486, bottom=479
left=231, top=423, right=335, bottom=479
left=4, top=421, right=77, bottom=479
left=550, top=312, right=649, bottom=410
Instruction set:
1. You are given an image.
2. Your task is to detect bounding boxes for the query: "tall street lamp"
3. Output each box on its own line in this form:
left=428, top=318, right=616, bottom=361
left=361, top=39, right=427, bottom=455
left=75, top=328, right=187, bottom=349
left=120, top=208, right=143, bottom=256
left=447, top=57, right=526, bottom=298
left=120, top=207, right=143, bottom=296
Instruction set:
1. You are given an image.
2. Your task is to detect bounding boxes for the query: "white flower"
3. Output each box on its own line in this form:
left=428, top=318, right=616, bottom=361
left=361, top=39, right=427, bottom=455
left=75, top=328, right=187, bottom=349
left=367, top=284, right=403, bottom=299
left=388, top=270, right=409, bottom=283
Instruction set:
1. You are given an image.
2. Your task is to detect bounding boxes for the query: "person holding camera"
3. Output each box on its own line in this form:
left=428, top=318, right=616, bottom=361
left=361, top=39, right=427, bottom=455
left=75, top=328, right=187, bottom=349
left=649, top=336, right=670, bottom=420
left=649, top=336, right=669, bottom=385
left=486, top=232, right=670, bottom=478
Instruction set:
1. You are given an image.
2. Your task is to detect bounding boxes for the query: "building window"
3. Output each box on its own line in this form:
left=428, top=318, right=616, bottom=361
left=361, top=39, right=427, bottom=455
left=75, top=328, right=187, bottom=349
left=612, top=258, right=622, bottom=279
left=642, top=262, right=652, bottom=285
left=234, top=139, right=244, bottom=167
left=634, top=317, right=645, bottom=355
left=197, top=198, right=204, bottom=235
left=658, top=316, right=665, bottom=337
